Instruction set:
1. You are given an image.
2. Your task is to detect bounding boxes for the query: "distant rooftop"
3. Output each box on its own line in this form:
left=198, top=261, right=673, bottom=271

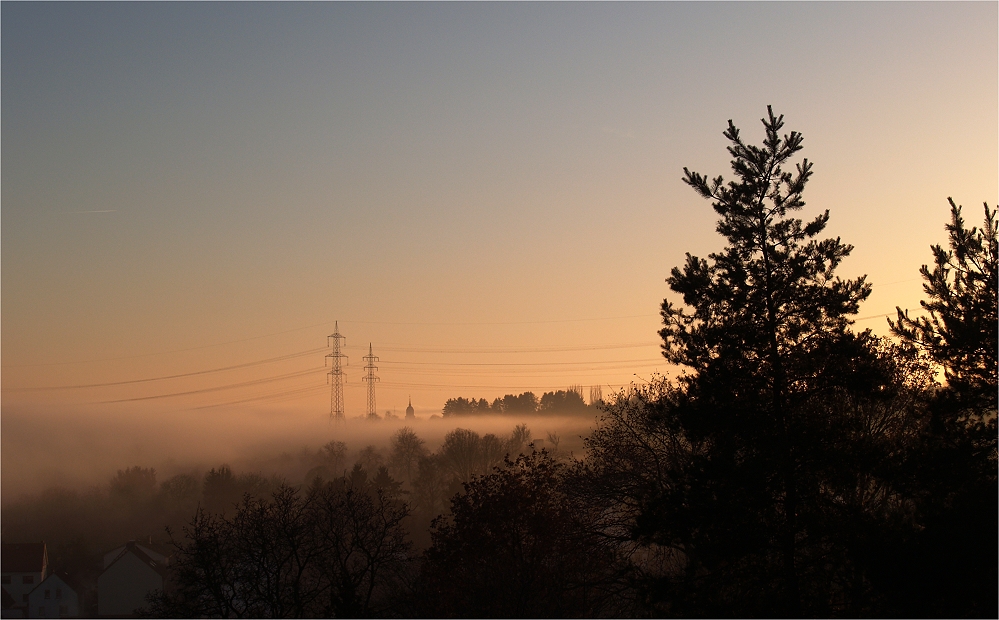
left=102, top=541, right=169, bottom=578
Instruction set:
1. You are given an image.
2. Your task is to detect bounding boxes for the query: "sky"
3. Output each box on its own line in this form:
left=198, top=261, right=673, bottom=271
left=3, top=2, right=997, bottom=435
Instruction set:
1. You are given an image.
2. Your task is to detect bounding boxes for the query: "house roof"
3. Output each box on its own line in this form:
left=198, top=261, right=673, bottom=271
left=1, top=543, right=46, bottom=574
left=28, top=573, right=77, bottom=599
left=103, top=541, right=170, bottom=570
left=48, top=570, right=83, bottom=593
left=102, top=542, right=168, bottom=579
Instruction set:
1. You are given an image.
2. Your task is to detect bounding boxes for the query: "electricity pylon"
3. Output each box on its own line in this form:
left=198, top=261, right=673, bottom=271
left=362, top=343, right=379, bottom=418
left=325, top=322, right=347, bottom=423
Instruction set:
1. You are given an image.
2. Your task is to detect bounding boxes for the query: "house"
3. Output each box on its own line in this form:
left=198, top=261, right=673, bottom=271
left=1, top=543, right=48, bottom=616
left=97, top=542, right=168, bottom=618
left=25, top=573, right=78, bottom=619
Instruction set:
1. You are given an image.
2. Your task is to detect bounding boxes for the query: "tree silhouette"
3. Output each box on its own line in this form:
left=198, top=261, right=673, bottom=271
left=660, top=106, right=873, bottom=615
left=388, top=427, right=428, bottom=484
left=416, top=452, right=626, bottom=618
left=576, top=107, right=928, bottom=616
left=501, top=392, right=539, bottom=413
left=411, top=453, right=449, bottom=518
left=147, top=479, right=410, bottom=618
left=539, top=389, right=588, bottom=413
left=438, top=428, right=484, bottom=484
left=109, top=466, right=157, bottom=500
left=891, top=199, right=997, bottom=411
left=507, top=423, right=532, bottom=455
left=885, top=199, right=998, bottom=617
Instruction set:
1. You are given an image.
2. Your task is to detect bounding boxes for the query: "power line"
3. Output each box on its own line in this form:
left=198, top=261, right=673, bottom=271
left=198, top=364, right=663, bottom=406
left=3, top=322, right=334, bottom=367
left=95, top=367, right=325, bottom=404
left=376, top=380, right=640, bottom=391
left=378, top=357, right=663, bottom=367
left=854, top=312, right=893, bottom=322
left=31, top=312, right=907, bottom=407
left=4, top=353, right=663, bottom=393
left=368, top=364, right=666, bottom=378
left=192, top=383, right=329, bottom=410
left=4, top=306, right=919, bottom=370
left=344, top=342, right=659, bottom=354
left=3, top=347, right=327, bottom=391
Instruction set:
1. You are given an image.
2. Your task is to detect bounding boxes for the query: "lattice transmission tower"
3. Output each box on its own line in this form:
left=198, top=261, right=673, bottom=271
left=325, top=322, right=348, bottom=423
left=362, top=343, right=379, bottom=418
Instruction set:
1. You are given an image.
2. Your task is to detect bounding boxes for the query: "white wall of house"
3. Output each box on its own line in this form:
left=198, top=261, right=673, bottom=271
left=26, top=575, right=77, bottom=619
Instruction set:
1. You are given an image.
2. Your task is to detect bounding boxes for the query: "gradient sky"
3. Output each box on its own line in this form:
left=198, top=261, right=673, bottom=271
left=3, top=2, right=997, bottom=420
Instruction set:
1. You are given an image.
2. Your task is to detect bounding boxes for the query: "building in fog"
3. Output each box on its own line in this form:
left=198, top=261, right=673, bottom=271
left=98, top=541, right=169, bottom=617
left=406, top=398, right=415, bottom=420
left=25, top=572, right=78, bottom=619
left=1, top=542, right=48, bottom=616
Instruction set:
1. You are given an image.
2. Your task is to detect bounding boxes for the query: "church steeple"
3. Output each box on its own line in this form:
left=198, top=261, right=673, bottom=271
left=405, top=396, right=415, bottom=420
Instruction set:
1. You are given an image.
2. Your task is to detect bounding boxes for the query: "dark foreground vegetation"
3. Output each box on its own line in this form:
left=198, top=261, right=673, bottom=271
left=4, top=109, right=995, bottom=618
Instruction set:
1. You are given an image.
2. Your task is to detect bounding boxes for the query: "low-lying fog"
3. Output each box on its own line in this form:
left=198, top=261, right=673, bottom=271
left=1, top=405, right=600, bottom=504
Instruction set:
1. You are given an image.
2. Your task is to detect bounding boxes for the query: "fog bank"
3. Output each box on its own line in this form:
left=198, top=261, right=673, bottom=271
left=1, top=404, right=599, bottom=503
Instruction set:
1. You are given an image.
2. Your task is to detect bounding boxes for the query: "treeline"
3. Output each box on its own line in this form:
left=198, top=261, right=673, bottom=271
left=442, top=388, right=591, bottom=416
left=146, top=449, right=627, bottom=619
left=1, top=423, right=548, bottom=616
left=145, top=424, right=555, bottom=618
